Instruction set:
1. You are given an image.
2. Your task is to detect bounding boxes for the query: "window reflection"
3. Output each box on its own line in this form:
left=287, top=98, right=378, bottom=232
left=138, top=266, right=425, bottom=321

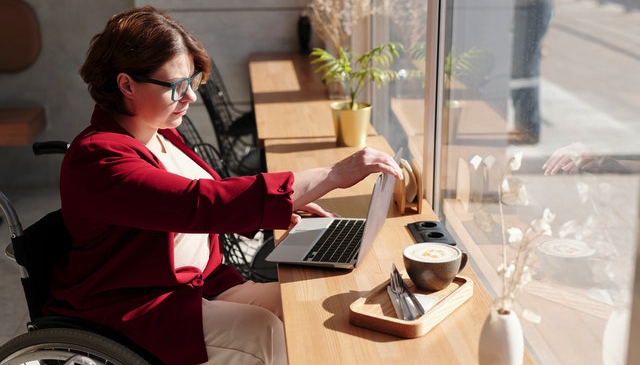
left=377, top=0, right=640, bottom=364
left=375, top=0, right=429, bottom=167
left=438, top=1, right=640, bottom=364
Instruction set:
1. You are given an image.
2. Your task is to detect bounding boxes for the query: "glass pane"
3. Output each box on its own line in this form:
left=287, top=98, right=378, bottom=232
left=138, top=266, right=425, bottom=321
left=372, top=0, right=429, bottom=166
left=436, top=0, right=640, bottom=364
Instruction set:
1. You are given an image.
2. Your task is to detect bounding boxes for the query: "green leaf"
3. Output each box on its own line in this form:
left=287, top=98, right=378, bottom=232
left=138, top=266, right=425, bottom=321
left=309, top=41, right=402, bottom=103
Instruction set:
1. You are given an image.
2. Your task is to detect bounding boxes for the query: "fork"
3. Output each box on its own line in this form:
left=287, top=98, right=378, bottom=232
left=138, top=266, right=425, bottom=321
left=390, top=271, right=415, bottom=320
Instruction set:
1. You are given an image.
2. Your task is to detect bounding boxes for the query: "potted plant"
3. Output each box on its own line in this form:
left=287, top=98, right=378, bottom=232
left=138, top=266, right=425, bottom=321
left=310, top=42, right=402, bottom=147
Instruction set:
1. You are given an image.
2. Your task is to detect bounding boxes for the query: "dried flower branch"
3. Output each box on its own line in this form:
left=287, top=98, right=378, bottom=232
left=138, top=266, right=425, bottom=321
left=307, top=0, right=375, bottom=52
left=497, top=195, right=554, bottom=313
left=496, top=151, right=551, bottom=318
left=378, top=0, right=427, bottom=47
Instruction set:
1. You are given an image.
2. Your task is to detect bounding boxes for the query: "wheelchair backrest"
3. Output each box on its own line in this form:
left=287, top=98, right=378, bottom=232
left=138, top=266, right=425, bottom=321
left=11, top=209, right=72, bottom=320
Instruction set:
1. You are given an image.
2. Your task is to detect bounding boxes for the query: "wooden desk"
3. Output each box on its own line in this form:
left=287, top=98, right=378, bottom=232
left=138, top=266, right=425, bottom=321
left=249, top=53, right=375, bottom=146
left=264, top=135, right=535, bottom=365
left=249, top=53, right=336, bottom=144
left=251, top=53, right=535, bottom=364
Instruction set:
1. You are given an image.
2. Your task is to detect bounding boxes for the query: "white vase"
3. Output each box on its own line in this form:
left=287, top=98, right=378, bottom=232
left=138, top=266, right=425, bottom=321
left=478, top=309, right=524, bottom=365
left=602, top=308, right=630, bottom=365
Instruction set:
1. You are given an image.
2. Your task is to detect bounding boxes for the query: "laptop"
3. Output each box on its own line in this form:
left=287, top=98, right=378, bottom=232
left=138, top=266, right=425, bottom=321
left=266, top=149, right=401, bottom=269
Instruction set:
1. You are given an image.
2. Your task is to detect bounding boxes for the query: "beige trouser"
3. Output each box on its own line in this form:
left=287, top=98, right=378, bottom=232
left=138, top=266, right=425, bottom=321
left=198, top=281, right=288, bottom=365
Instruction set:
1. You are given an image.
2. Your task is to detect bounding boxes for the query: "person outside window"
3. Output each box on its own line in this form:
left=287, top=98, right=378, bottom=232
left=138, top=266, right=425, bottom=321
left=508, top=0, right=554, bottom=144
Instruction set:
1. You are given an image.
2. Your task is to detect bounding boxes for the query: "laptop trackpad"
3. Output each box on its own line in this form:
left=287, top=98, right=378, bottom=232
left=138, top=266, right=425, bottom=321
left=266, top=218, right=334, bottom=263
left=284, top=218, right=333, bottom=246
left=284, top=228, right=325, bottom=246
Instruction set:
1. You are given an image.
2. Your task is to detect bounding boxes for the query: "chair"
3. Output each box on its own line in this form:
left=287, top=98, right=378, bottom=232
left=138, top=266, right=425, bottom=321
left=207, top=57, right=257, bottom=145
left=176, top=115, right=231, bottom=178
left=220, top=230, right=277, bottom=283
left=199, top=61, right=262, bottom=176
left=177, top=116, right=277, bottom=282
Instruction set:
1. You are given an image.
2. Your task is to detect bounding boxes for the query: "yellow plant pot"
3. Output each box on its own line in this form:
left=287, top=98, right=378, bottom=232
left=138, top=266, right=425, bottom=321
left=441, top=99, right=463, bottom=145
left=330, top=101, right=371, bottom=148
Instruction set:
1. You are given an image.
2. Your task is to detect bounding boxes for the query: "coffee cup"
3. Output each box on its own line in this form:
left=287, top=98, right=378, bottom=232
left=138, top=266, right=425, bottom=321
left=403, top=242, right=467, bottom=291
left=537, top=238, right=596, bottom=287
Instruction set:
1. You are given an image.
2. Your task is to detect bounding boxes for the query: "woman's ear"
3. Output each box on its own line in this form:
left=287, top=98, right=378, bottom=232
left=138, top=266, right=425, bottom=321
left=117, top=73, right=135, bottom=100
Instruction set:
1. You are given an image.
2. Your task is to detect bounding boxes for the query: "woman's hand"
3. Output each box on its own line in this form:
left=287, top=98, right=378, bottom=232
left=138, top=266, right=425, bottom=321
left=296, top=202, right=339, bottom=218
left=543, top=142, right=593, bottom=175
left=329, top=147, right=403, bottom=189
left=288, top=202, right=339, bottom=229
left=291, top=147, right=403, bottom=210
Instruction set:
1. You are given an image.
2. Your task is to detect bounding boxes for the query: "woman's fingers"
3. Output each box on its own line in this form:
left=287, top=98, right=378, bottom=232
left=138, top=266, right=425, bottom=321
left=288, top=213, right=301, bottom=229
left=332, top=147, right=403, bottom=188
left=543, top=143, right=593, bottom=175
left=297, top=202, right=339, bottom=218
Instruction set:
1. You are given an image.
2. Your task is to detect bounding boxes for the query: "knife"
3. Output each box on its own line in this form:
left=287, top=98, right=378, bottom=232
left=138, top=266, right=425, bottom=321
left=392, top=264, right=426, bottom=317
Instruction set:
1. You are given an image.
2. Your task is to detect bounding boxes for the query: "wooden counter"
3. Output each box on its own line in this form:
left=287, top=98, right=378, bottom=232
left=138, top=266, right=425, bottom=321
left=264, top=135, right=534, bottom=365
left=249, top=53, right=375, bottom=146
left=252, top=53, right=535, bottom=365
left=249, top=53, right=336, bottom=143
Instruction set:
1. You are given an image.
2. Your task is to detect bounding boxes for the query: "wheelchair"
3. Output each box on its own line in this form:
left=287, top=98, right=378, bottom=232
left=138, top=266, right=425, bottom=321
left=0, top=141, right=162, bottom=365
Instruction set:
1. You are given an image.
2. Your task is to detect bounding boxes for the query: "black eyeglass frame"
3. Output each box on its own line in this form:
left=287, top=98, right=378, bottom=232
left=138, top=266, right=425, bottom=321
left=131, top=70, right=203, bottom=102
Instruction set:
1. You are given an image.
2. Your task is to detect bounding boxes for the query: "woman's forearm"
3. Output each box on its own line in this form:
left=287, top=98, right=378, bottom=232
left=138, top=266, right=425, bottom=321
left=289, top=147, right=403, bottom=211
left=291, top=167, right=334, bottom=210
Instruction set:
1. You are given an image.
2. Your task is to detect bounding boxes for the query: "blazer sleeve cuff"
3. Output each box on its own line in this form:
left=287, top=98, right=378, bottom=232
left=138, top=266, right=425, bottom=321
left=260, top=171, right=294, bottom=229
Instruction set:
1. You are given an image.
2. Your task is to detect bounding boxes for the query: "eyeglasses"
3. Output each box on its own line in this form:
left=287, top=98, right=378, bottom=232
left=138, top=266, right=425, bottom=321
left=131, top=70, right=203, bottom=102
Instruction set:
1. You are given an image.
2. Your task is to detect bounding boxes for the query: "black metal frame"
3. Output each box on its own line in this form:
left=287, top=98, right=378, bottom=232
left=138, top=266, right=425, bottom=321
left=199, top=58, right=262, bottom=176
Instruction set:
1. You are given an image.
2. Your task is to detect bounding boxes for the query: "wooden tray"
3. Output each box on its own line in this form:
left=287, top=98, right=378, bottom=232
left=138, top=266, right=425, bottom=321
left=349, top=275, right=473, bottom=338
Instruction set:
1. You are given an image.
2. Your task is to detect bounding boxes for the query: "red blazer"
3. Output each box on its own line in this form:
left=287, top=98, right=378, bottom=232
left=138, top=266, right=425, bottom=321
left=45, top=106, right=294, bottom=365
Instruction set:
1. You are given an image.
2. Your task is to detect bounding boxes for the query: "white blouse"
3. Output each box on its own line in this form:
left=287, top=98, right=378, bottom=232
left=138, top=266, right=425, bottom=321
left=147, top=132, right=213, bottom=272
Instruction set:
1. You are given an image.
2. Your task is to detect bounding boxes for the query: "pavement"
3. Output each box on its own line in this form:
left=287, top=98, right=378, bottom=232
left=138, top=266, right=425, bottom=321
left=517, top=0, right=640, bottom=159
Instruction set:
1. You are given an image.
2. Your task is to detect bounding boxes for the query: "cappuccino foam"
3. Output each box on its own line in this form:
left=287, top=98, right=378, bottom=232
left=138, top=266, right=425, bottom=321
left=406, top=244, right=458, bottom=263
left=539, top=239, right=595, bottom=258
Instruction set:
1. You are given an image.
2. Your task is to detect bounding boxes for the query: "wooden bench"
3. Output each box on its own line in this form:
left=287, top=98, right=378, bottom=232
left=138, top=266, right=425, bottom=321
left=0, top=108, right=46, bottom=146
left=0, top=0, right=45, bottom=145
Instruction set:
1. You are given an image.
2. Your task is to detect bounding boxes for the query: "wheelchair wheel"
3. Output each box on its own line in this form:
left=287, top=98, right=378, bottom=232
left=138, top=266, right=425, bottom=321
left=0, top=328, right=154, bottom=365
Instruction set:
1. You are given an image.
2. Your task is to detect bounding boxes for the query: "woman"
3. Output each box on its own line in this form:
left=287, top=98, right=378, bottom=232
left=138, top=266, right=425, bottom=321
left=44, top=6, right=402, bottom=365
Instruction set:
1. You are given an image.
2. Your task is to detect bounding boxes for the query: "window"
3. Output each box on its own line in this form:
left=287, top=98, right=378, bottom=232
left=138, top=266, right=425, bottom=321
left=373, top=0, right=640, bottom=363
left=370, top=0, right=429, bottom=169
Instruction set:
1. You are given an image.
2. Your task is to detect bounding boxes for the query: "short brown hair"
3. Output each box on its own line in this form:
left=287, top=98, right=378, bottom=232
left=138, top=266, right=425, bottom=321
left=80, top=6, right=211, bottom=115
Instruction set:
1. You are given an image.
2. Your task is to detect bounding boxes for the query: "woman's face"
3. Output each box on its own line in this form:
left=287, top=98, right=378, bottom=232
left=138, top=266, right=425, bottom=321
left=130, top=52, right=197, bottom=132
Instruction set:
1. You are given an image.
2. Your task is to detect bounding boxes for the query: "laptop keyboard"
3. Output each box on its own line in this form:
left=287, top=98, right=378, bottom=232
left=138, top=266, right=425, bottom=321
left=303, top=219, right=365, bottom=264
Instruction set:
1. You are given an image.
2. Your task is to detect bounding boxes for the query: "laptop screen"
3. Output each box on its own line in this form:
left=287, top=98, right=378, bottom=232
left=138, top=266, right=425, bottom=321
left=355, top=148, right=402, bottom=265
